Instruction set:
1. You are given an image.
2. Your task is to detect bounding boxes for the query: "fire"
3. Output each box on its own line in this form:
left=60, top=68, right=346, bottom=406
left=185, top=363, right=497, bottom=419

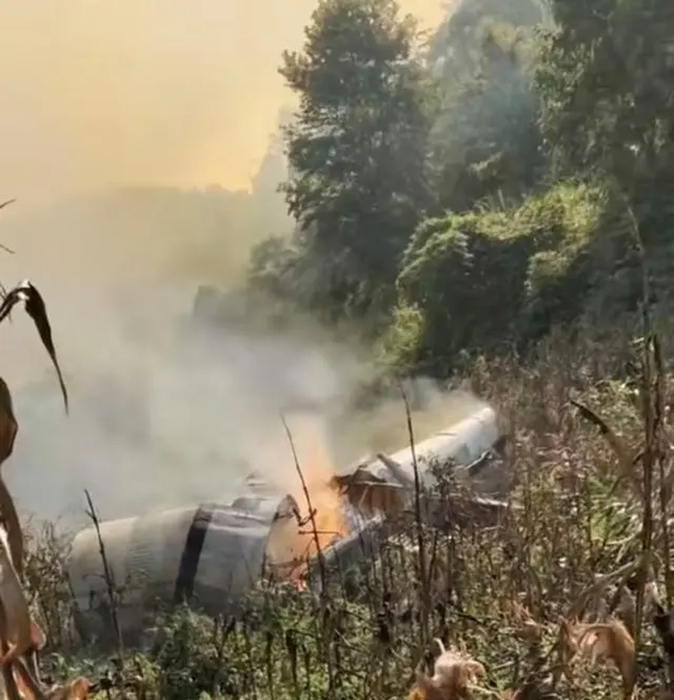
left=262, top=411, right=352, bottom=581
left=284, top=413, right=349, bottom=553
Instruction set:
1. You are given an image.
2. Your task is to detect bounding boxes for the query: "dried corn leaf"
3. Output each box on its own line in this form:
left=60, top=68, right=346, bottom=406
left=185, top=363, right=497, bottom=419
left=0, top=281, right=68, bottom=412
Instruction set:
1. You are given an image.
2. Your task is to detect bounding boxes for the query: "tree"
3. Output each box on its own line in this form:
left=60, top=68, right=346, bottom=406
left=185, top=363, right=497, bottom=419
left=426, top=0, right=547, bottom=212
left=536, top=0, right=674, bottom=313
left=537, top=0, right=674, bottom=213
left=427, top=0, right=546, bottom=69
left=278, top=0, right=433, bottom=321
left=383, top=180, right=609, bottom=374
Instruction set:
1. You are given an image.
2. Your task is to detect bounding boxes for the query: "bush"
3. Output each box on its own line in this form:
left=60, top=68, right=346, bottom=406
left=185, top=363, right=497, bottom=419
left=385, top=180, right=612, bottom=375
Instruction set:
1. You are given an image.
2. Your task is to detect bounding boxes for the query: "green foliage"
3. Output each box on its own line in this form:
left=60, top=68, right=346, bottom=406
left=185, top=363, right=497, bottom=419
left=234, top=0, right=674, bottom=376
left=519, top=181, right=610, bottom=335
left=428, top=3, right=546, bottom=211
left=388, top=181, right=609, bottom=373
left=279, top=0, right=433, bottom=318
left=151, top=607, right=236, bottom=700
left=537, top=0, right=674, bottom=193
left=532, top=0, right=674, bottom=329
left=373, top=303, right=426, bottom=375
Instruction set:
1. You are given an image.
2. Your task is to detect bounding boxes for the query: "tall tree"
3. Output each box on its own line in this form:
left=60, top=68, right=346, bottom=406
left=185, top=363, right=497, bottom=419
left=427, top=0, right=547, bottom=212
left=537, top=0, right=674, bottom=207
left=279, top=0, right=433, bottom=320
left=537, top=0, right=674, bottom=307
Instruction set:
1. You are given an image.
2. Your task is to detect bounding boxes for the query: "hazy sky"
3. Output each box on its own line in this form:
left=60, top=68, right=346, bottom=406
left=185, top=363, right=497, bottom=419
left=0, top=1, right=456, bottom=522
left=0, top=0, right=447, bottom=391
left=0, top=0, right=445, bottom=202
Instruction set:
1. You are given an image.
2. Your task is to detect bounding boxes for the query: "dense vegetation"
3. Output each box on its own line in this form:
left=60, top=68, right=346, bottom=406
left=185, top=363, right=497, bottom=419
left=246, top=0, right=674, bottom=376
left=18, top=0, right=674, bottom=698
left=31, top=335, right=673, bottom=699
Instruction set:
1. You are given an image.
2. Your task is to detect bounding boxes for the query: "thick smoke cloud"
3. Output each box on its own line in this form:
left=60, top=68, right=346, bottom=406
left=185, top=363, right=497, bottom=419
left=0, top=0, right=466, bottom=530
left=5, top=282, right=484, bottom=530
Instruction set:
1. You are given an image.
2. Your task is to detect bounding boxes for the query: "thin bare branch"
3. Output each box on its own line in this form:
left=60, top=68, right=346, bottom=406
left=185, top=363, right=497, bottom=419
left=280, top=413, right=327, bottom=594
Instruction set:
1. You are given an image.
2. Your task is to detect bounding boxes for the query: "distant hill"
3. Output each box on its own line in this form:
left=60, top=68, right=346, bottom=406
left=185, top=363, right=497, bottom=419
left=0, top=148, right=291, bottom=290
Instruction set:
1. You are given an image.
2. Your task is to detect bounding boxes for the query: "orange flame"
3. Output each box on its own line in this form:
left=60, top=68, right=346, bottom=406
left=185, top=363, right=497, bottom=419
left=264, top=412, right=351, bottom=580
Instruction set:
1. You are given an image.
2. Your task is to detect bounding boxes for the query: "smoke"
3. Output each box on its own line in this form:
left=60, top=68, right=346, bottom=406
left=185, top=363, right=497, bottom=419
left=7, top=284, right=349, bottom=526
left=0, top=0, right=447, bottom=374
left=0, top=168, right=485, bottom=530
left=3, top=278, right=486, bottom=531
left=0, top=0, right=465, bottom=531
left=329, top=380, right=487, bottom=470
left=0, top=0, right=445, bottom=205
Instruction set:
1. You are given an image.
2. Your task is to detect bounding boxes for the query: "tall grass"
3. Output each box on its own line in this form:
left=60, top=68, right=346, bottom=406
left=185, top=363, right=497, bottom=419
left=22, top=326, right=674, bottom=699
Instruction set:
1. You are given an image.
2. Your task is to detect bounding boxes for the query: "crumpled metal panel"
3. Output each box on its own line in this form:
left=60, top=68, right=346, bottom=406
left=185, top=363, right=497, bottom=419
left=194, top=495, right=298, bottom=613
left=349, top=405, right=499, bottom=489
left=68, top=496, right=296, bottom=645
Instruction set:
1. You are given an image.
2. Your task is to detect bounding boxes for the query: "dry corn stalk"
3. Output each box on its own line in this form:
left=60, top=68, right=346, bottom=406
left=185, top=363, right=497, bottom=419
left=0, top=281, right=68, bottom=577
left=562, top=617, right=636, bottom=699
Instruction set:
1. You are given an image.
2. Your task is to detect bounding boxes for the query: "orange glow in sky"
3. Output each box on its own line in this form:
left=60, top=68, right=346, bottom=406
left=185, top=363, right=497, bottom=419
left=0, top=0, right=445, bottom=201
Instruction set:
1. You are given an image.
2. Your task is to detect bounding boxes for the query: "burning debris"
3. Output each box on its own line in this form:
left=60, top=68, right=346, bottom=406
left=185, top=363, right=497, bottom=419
left=68, top=404, right=509, bottom=647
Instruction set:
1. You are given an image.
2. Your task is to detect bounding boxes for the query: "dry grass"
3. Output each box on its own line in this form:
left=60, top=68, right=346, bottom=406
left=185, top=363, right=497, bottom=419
left=18, top=325, right=674, bottom=699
